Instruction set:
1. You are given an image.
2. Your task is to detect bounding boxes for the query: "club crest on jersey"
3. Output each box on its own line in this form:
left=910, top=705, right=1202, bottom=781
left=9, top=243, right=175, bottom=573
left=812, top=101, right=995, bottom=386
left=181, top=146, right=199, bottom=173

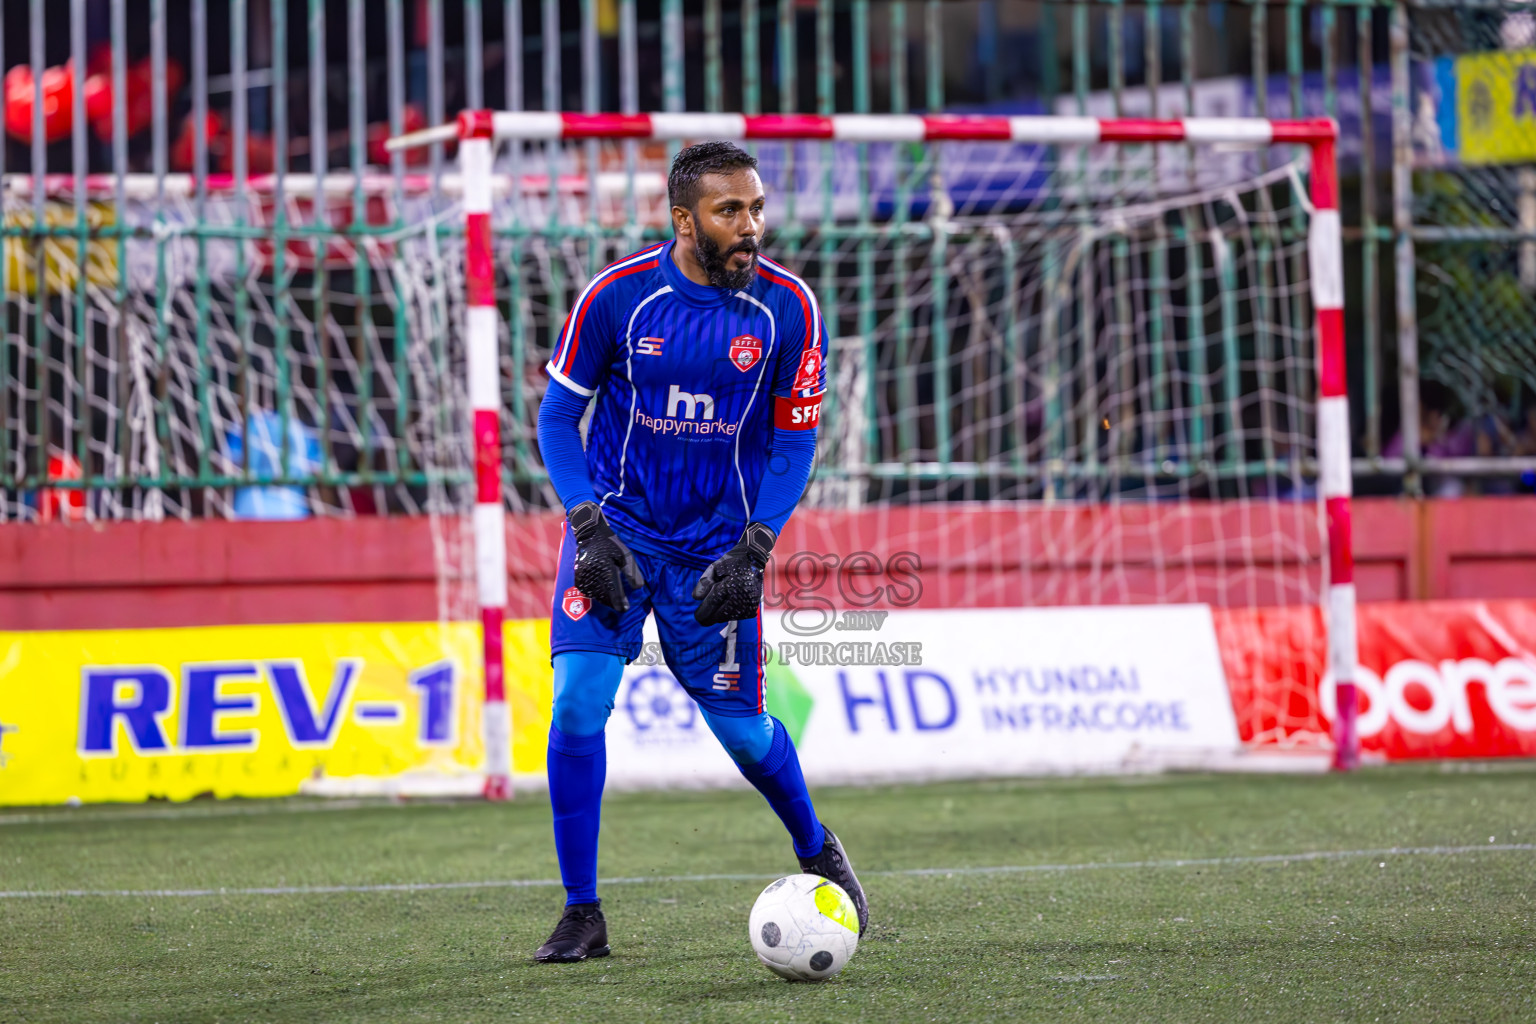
left=562, top=586, right=590, bottom=621
left=728, top=334, right=763, bottom=373
left=793, top=348, right=822, bottom=391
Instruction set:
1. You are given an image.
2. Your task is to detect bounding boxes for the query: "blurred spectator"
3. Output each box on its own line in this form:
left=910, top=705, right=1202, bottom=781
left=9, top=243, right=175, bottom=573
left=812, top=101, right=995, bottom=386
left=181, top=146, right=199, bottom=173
left=1384, top=383, right=1474, bottom=497
left=1516, top=406, right=1536, bottom=457
left=1471, top=413, right=1519, bottom=495
left=226, top=411, right=319, bottom=520
left=1515, top=406, right=1536, bottom=495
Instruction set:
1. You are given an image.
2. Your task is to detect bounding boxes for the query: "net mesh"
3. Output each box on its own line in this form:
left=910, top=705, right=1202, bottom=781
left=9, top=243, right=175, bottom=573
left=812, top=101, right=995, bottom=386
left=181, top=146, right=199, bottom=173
left=0, top=178, right=482, bottom=629
left=476, top=138, right=1325, bottom=606
left=0, top=179, right=473, bottom=522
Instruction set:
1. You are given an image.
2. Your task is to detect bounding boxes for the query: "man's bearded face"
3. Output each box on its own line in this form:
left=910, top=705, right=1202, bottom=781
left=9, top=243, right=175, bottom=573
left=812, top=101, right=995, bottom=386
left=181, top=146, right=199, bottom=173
left=693, top=219, right=760, bottom=290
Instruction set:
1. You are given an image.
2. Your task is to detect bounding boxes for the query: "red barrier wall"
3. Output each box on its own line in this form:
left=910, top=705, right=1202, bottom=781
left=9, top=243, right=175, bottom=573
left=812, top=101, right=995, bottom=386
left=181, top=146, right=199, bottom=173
left=3, top=497, right=1534, bottom=630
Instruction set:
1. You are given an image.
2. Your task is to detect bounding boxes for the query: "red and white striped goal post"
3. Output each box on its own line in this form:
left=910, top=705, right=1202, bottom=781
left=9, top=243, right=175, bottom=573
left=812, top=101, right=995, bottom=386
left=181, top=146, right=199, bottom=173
left=391, top=111, right=1359, bottom=785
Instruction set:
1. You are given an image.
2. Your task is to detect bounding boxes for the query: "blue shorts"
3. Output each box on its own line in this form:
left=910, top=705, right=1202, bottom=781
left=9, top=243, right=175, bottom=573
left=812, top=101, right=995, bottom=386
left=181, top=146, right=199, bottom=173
left=549, top=526, right=765, bottom=717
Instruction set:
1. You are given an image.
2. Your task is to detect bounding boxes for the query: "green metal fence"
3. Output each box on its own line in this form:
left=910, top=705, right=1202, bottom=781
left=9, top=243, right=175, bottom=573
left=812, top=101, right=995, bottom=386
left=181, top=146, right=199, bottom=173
left=1, top=1, right=1533, bottom=521
left=1398, top=3, right=1536, bottom=496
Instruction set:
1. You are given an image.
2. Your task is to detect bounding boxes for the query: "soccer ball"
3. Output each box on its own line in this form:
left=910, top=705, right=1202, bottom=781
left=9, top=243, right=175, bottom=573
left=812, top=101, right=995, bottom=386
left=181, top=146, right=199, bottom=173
left=748, top=873, right=860, bottom=981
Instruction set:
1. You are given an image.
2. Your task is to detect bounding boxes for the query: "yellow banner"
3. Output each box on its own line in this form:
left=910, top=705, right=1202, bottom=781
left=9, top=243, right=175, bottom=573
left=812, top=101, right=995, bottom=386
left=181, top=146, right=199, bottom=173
left=1458, top=48, right=1536, bottom=165
left=0, top=620, right=556, bottom=806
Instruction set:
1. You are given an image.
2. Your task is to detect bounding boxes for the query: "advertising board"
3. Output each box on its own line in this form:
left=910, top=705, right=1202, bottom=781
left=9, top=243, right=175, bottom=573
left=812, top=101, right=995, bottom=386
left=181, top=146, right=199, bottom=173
left=0, top=605, right=1239, bottom=804
left=1215, top=600, right=1536, bottom=760
left=600, top=605, right=1241, bottom=788
left=0, top=622, right=488, bottom=805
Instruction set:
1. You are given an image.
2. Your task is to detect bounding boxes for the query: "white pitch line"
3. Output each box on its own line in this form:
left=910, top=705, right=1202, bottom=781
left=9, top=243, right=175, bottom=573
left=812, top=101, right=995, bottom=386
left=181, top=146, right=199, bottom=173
left=1, top=843, right=1530, bottom=900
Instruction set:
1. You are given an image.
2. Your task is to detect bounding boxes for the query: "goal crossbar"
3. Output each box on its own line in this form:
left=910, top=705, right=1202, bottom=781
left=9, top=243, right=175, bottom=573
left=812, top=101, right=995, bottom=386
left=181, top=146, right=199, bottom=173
left=387, top=111, right=1338, bottom=149
left=388, top=110, right=1359, bottom=791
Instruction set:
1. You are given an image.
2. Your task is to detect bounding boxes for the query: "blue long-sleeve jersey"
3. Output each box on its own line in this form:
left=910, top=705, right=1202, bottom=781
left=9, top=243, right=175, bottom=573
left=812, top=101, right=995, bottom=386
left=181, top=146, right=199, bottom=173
left=543, top=240, right=827, bottom=569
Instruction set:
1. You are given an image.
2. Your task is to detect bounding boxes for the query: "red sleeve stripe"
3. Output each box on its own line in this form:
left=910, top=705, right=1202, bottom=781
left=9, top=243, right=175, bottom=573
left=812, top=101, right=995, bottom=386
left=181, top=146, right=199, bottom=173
left=551, top=241, right=666, bottom=371
left=550, top=243, right=667, bottom=373
left=756, top=256, right=822, bottom=361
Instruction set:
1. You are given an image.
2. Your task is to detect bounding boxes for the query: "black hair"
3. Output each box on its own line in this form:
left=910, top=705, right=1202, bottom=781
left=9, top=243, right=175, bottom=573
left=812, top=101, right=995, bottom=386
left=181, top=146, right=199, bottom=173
left=1420, top=378, right=1457, bottom=414
left=667, top=141, right=760, bottom=212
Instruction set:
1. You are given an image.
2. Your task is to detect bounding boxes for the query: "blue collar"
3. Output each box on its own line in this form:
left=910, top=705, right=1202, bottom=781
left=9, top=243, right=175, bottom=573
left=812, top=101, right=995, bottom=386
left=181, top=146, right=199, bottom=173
left=660, top=239, right=748, bottom=308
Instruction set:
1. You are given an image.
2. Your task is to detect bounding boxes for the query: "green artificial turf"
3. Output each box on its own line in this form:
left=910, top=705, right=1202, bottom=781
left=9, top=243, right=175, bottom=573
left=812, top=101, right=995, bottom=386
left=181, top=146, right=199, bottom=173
left=2, top=764, right=1534, bottom=1023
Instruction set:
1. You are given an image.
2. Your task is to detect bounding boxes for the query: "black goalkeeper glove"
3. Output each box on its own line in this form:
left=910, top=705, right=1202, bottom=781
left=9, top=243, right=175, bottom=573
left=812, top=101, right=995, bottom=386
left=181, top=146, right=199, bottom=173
left=692, top=522, right=777, bottom=626
left=568, top=501, right=645, bottom=613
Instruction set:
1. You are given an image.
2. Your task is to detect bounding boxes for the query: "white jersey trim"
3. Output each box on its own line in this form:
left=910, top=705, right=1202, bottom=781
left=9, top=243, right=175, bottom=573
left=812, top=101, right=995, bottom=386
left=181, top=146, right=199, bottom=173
left=549, top=243, right=667, bottom=375
left=600, top=285, right=675, bottom=511
left=757, top=255, right=826, bottom=399
left=545, top=363, right=595, bottom=398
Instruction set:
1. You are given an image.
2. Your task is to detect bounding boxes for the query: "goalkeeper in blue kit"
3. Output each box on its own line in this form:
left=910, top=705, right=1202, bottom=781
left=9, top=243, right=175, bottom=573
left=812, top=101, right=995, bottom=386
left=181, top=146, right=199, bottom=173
left=532, top=141, right=868, bottom=962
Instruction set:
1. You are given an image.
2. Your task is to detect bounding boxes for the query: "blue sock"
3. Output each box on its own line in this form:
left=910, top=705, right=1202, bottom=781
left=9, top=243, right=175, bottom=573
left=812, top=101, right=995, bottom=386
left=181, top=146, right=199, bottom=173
left=547, top=725, right=606, bottom=906
left=736, top=717, right=825, bottom=859
left=546, top=651, right=624, bottom=905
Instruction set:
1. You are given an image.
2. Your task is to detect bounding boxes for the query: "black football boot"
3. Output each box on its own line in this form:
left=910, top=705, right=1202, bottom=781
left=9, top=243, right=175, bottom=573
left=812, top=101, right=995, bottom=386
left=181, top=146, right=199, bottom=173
left=534, top=902, right=611, bottom=963
left=797, top=826, right=869, bottom=936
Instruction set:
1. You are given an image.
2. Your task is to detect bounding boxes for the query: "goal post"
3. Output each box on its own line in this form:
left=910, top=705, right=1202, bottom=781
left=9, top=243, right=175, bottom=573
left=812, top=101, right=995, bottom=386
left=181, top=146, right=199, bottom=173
left=388, top=110, right=1359, bottom=782
left=459, top=132, right=513, bottom=801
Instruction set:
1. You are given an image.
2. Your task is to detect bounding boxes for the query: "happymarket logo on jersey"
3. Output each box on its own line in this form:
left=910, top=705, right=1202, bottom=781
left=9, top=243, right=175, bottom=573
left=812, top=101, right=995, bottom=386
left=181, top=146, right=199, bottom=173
left=634, top=384, right=739, bottom=439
